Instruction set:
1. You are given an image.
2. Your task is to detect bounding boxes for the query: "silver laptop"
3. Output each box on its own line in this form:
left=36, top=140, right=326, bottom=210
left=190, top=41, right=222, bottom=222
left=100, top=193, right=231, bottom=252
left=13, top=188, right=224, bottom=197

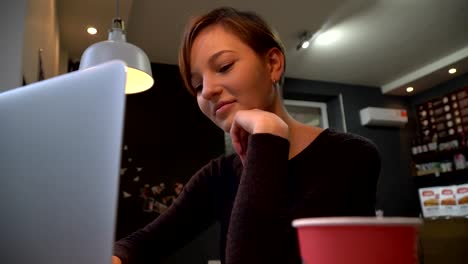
left=0, top=61, right=127, bottom=264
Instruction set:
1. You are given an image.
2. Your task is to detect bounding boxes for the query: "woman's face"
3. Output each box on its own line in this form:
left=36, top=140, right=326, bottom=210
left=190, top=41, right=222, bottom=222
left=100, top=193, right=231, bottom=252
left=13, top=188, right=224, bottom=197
left=190, top=25, right=279, bottom=132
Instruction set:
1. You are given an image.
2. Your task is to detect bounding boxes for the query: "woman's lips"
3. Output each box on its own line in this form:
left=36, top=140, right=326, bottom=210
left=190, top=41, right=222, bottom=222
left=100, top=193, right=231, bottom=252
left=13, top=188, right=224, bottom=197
left=215, top=101, right=235, bottom=116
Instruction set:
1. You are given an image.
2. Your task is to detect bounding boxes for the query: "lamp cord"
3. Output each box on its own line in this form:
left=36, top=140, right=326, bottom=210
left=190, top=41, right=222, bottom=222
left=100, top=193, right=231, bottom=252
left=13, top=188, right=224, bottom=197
left=111, top=0, right=124, bottom=32
left=116, top=0, right=120, bottom=18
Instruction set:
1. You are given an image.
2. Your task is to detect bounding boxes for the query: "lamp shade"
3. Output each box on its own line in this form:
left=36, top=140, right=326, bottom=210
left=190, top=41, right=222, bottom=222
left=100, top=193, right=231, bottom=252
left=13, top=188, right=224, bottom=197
left=79, top=28, right=154, bottom=94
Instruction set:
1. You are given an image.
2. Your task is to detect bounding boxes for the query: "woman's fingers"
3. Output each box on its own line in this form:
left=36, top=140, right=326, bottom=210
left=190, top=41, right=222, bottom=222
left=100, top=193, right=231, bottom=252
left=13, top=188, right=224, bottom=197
left=240, top=127, right=249, bottom=157
left=230, top=115, right=249, bottom=165
left=229, top=109, right=289, bottom=165
left=230, top=122, right=242, bottom=155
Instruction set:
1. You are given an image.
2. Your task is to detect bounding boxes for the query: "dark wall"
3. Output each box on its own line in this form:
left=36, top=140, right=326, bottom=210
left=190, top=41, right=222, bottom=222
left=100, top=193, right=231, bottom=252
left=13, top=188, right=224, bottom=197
left=406, top=73, right=468, bottom=208
left=410, top=73, right=468, bottom=106
left=283, top=78, right=420, bottom=216
left=116, top=63, right=224, bottom=263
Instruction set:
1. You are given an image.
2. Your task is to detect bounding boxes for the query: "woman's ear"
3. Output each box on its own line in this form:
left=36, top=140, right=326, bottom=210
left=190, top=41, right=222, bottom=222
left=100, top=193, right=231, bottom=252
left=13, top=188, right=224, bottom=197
left=266, top=47, right=285, bottom=82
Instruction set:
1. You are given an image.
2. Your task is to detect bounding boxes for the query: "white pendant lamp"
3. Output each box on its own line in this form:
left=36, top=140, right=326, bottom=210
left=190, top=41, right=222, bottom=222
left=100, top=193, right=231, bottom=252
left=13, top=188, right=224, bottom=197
left=79, top=1, right=153, bottom=94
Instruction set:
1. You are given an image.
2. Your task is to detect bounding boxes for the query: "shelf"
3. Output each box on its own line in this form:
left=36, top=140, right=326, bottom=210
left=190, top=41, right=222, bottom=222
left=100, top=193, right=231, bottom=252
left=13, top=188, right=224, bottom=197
left=412, top=146, right=468, bottom=164
left=422, top=217, right=468, bottom=223
left=419, top=216, right=468, bottom=264
left=413, top=168, right=468, bottom=188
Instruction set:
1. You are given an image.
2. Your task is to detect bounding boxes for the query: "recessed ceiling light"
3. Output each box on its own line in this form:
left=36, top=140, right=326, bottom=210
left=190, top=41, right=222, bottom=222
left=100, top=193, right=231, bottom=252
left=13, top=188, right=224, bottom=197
left=301, top=41, right=310, bottom=49
left=449, top=68, right=457, bottom=74
left=315, top=30, right=340, bottom=46
left=406, top=87, right=414, bottom=93
left=87, top=27, right=98, bottom=35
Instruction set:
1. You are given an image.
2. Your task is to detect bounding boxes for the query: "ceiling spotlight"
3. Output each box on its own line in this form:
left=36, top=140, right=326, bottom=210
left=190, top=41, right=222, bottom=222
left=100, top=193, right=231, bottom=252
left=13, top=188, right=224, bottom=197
left=87, top=27, right=97, bottom=35
left=296, top=31, right=313, bottom=50
left=406, top=87, right=414, bottom=93
left=449, top=68, right=457, bottom=74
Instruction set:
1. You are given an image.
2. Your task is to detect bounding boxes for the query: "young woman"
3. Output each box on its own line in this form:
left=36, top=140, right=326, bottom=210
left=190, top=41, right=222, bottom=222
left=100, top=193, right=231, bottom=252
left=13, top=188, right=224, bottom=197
left=113, top=7, right=380, bottom=264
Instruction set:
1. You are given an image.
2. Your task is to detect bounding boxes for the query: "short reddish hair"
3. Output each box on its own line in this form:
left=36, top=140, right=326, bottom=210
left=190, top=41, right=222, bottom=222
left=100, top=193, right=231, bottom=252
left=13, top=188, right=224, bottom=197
left=178, top=7, right=286, bottom=95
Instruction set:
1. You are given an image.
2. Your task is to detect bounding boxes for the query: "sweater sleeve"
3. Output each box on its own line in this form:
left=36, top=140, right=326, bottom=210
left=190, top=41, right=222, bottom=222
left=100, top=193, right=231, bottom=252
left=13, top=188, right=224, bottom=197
left=225, top=133, right=293, bottom=264
left=113, top=157, right=226, bottom=264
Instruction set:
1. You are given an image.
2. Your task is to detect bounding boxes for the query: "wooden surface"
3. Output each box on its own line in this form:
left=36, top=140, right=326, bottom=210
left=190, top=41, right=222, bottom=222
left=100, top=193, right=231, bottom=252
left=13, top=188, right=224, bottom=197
left=419, top=218, right=468, bottom=264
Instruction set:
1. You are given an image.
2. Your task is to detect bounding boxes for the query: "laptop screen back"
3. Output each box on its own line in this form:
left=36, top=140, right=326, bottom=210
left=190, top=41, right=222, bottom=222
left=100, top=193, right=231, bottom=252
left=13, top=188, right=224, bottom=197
left=0, top=61, right=126, bottom=264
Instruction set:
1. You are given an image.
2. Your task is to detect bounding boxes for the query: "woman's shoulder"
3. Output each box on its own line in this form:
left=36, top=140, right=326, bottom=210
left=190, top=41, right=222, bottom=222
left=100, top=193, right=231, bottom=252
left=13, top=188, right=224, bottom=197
left=320, top=129, right=380, bottom=155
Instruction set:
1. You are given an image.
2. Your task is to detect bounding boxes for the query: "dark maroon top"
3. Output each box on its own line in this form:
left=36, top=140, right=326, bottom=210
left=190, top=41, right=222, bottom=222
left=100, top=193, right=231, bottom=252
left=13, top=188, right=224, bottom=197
left=114, top=129, right=381, bottom=264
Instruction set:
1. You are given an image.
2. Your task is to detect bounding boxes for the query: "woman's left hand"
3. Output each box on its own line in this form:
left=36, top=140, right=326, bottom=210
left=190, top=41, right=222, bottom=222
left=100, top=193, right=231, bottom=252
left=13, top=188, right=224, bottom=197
left=230, top=109, right=289, bottom=164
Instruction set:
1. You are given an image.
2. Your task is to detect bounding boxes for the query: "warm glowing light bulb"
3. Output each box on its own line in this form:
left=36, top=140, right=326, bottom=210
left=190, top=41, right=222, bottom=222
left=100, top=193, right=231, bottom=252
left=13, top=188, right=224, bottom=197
left=87, top=27, right=98, bottom=35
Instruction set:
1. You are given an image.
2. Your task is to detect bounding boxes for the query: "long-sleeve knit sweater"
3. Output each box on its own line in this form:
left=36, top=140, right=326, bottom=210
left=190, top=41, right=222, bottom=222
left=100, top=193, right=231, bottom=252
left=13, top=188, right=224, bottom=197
left=114, top=129, right=381, bottom=264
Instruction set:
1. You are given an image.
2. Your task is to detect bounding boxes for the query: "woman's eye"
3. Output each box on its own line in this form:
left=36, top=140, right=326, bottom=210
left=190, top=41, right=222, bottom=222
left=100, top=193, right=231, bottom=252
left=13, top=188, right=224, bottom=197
left=218, top=63, right=233, bottom=73
left=194, top=84, right=203, bottom=93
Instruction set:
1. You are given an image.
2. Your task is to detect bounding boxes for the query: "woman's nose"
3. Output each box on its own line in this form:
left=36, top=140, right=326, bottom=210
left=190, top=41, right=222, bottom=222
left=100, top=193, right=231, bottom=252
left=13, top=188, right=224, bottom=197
left=201, top=77, right=222, bottom=99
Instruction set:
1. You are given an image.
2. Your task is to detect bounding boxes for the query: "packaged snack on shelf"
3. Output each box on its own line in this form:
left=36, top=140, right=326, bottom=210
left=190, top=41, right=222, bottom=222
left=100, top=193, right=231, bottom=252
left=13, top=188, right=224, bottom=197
left=459, top=98, right=468, bottom=109
left=457, top=89, right=468, bottom=100
left=455, top=183, right=468, bottom=216
left=415, top=162, right=441, bottom=176
left=419, top=187, right=440, bottom=218
left=453, top=153, right=466, bottom=170
left=439, top=186, right=459, bottom=217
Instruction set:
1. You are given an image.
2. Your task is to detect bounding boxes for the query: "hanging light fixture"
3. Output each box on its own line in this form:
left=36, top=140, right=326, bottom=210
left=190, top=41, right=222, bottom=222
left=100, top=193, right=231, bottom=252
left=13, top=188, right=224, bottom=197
left=79, top=0, right=154, bottom=94
left=296, top=31, right=313, bottom=51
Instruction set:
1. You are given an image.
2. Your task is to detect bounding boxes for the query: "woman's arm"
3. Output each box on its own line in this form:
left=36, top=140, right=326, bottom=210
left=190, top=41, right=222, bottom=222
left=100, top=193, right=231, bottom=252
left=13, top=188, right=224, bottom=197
left=225, top=109, right=293, bottom=264
left=113, top=157, right=227, bottom=264
left=226, top=133, right=293, bottom=264
left=225, top=130, right=381, bottom=264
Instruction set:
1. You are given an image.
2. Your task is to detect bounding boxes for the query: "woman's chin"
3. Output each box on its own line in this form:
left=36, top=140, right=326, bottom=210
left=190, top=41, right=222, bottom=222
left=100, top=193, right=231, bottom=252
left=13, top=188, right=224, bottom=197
left=221, top=124, right=231, bottom=133
left=219, top=120, right=232, bottom=133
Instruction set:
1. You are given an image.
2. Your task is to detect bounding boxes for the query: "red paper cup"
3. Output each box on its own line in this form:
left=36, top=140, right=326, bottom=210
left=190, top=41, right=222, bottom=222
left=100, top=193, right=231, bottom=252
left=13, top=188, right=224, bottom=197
left=292, top=217, right=422, bottom=264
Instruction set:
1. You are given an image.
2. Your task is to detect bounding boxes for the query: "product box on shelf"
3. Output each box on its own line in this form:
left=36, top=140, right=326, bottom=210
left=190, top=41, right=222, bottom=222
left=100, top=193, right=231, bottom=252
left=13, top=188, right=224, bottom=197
left=439, top=186, right=459, bottom=217
left=455, top=88, right=468, bottom=101
left=455, top=184, right=468, bottom=216
left=419, top=183, right=468, bottom=218
left=419, top=187, right=440, bottom=218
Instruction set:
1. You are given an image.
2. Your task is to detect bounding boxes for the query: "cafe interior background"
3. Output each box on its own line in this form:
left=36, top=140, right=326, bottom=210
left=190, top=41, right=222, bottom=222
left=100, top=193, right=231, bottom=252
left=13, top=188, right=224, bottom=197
left=1, top=0, right=468, bottom=263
